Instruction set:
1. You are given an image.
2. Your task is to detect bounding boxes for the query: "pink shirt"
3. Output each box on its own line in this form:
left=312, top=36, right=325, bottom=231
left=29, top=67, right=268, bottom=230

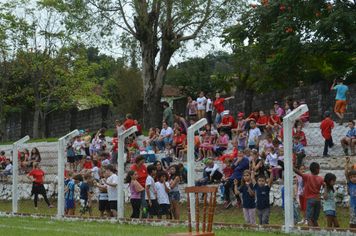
left=219, top=135, right=228, bottom=148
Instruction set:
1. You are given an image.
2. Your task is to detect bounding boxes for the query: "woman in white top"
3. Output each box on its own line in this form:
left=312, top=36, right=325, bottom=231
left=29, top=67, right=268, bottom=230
left=196, top=91, right=207, bottom=120
left=205, top=92, right=214, bottom=126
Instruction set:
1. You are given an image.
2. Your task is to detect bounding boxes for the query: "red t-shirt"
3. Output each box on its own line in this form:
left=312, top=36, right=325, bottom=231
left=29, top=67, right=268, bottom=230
left=302, top=174, right=324, bottom=199
left=295, top=131, right=307, bottom=144
left=223, top=166, right=234, bottom=178
left=320, top=119, right=334, bottom=139
left=64, top=169, right=68, bottom=178
left=221, top=115, right=237, bottom=128
left=130, top=164, right=148, bottom=188
left=213, top=98, right=226, bottom=113
left=280, top=128, right=296, bottom=138
left=112, top=138, right=118, bottom=152
left=0, top=156, right=6, bottom=163
left=268, top=115, right=281, bottom=125
left=137, top=124, right=142, bottom=134
left=302, top=111, right=309, bottom=120
left=123, top=119, right=136, bottom=129
left=257, top=116, right=268, bottom=125
left=97, top=161, right=102, bottom=168
left=128, top=142, right=138, bottom=149
left=248, top=113, right=259, bottom=121
left=28, top=169, right=45, bottom=183
left=83, top=161, right=93, bottom=169
left=173, top=134, right=186, bottom=145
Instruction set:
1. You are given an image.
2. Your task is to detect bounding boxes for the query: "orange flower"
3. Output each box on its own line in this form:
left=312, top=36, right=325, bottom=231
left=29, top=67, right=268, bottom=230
left=328, top=5, right=333, bottom=9
left=288, top=7, right=291, bottom=10
left=280, top=6, right=285, bottom=10
left=11, top=103, right=14, bottom=105
left=316, top=13, right=319, bottom=17
left=270, top=55, right=275, bottom=58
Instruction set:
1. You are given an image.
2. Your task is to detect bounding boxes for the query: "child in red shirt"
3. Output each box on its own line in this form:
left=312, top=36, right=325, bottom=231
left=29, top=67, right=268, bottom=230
left=320, top=111, right=334, bottom=157
left=294, top=162, right=324, bottom=227
left=127, top=137, right=139, bottom=157
left=257, top=110, right=268, bottom=135
left=267, top=109, right=282, bottom=136
left=220, top=158, right=234, bottom=201
left=295, top=125, right=307, bottom=146
left=81, top=157, right=93, bottom=174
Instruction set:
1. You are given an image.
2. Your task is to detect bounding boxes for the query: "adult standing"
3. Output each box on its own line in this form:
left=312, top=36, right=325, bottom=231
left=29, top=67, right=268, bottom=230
left=156, top=122, right=174, bottom=151
left=162, top=101, right=173, bottom=127
left=174, top=113, right=189, bottom=135
left=83, top=129, right=91, bottom=157
left=217, top=110, right=237, bottom=139
left=196, top=91, right=207, bottom=120
left=331, top=75, right=349, bottom=125
left=213, top=93, right=235, bottom=125
left=130, top=155, right=148, bottom=218
left=186, top=96, right=197, bottom=121
left=27, top=162, right=55, bottom=210
left=206, top=93, right=214, bottom=126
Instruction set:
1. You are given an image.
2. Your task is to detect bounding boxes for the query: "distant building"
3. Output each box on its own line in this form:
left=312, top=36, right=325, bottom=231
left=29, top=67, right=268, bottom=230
left=161, top=85, right=182, bottom=108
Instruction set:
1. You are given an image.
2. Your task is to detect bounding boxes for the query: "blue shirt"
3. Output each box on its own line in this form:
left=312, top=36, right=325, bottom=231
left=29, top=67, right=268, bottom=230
left=348, top=181, right=356, bottom=207
left=231, top=158, right=249, bottom=179
left=80, top=182, right=90, bottom=201
left=293, top=143, right=305, bottom=155
left=239, top=183, right=255, bottom=209
left=334, top=84, right=348, bottom=101
left=65, top=180, right=75, bottom=200
left=254, top=183, right=270, bottom=210
left=347, top=128, right=356, bottom=138
left=66, top=141, right=75, bottom=157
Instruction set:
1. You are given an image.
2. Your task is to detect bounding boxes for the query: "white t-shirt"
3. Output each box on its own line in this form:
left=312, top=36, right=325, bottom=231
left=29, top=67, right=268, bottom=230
left=160, top=127, right=173, bottom=139
left=155, top=181, right=170, bottom=204
left=91, top=166, right=100, bottom=179
left=73, top=140, right=85, bottom=155
left=90, top=139, right=95, bottom=150
left=164, top=149, right=173, bottom=157
left=248, top=128, right=261, bottom=145
left=102, top=159, right=110, bottom=166
left=145, top=175, right=156, bottom=200
left=107, top=174, right=118, bottom=201
left=5, top=163, right=12, bottom=173
left=265, top=153, right=278, bottom=167
left=206, top=98, right=212, bottom=112
left=197, top=97, right=206, bottom=110
left=94, top=139, right=103, bottom=150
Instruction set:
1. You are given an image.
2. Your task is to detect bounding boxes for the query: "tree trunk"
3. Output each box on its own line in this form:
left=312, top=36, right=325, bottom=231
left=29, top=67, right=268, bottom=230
left=40, top=112, right=47, bottom=139
left=33, top=93, right=40, bottom=140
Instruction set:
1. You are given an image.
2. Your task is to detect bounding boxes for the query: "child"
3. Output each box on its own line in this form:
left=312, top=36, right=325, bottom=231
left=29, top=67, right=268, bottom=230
left=178, top=163, right=187, bottom=183
left=0, top=151, right=6, bottom=168
left=267, top=109, right=282, bottom=136
left=238, top=129, right=247, bottom=151
left=93, top=168, right=111, bottom=217
left=331, top=76, right=349, bottom=125
left=233, top=170, right=256, bottom=224
left=81, top=157, right=93, bottom=174
left=251, top=167, right=273, bottom=225
left=110, top=132, right=118, bottom=170
left=0, top=159, right=12, bottom=181
left=196, top=160, right=223, bottom=186
left=88, top=160, right=100, bottom=180
left=322, top=173, right=339, bottom=227
left=341, top=120, right=356, bottom=156
left=295, top=125, right=307, bottom=147
left=281, top=186, right=299, bottom=226
left=194, top=133, right=201, bottom=159
left=128, top=137, right=139, bottom=157
left=220, top=140, right=238, bottom=163
left=101, top=153, right=110, bottom=167
left=346, top=156, right=356, bottom=224
left=73, top=136, right=85, bottom=171
left=169, top=165, right=181, bottom=220
left=66, top=137, right=75, bottom=171
left=215, top=130, right=228, bottom=157
left=155, top=171, right=171, bottom=219
left=103, top=164, right=118, bottom=217
left=264, top=134, right=274, bottom=152
left=220, top=158, right=234, bottom=201
left=250, top=150, right=265, bottom=181
left=198, top=132, right=212, bottom=160
left=320, top=110, right=334, bottom=157
left=244, top=148, right=252, bottom=162
left=145, top=165, right=159, bottom=218
left=122, top=113, right=136, bottom=131
left=78, top=173, right=93, bottom=216
left=265, top=147, right=279, bottom=180
left=246, top=120, right=261, bottom=151
left=295, top=165, right=307, bottom=224
left=293, top=162, right=324, bottom=227
left=257, top=110, right=268, bottom=135
left=272, top=138, right=283, bottom=153
left=66, top=173, right=81, bottom=215
left=143, top=127, right=155, bottom=148
left=284, top=103, right=291, bottom=116
left=292, top=135, right=306, bottom=169
left=125, top=170, right=144, bottom=218
left=161, top=142, right=173, bottom=169
left=232, top=113, right=245, bottom=139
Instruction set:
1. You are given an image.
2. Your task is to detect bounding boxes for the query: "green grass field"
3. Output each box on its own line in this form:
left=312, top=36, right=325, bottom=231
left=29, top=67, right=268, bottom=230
left=0, top=199, right=351, bottom=229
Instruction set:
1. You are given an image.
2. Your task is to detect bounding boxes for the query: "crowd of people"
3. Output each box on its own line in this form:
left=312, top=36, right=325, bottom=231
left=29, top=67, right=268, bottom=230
left=0, top=76, right=354, bottom=227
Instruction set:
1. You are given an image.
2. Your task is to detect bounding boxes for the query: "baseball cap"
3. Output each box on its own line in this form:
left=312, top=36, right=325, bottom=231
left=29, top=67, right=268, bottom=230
left=237, top=113, right=245, bottom=117
left=324, top=110, right=331, bottom=116
left=300, top=101, right=306, bottom=104
left=86, top=156, right=91, bottom=159
left=223, top=110, right=230, bottom=115
left=79, top=130, right=84, bottom=133
left=336, top=75, right=344, bottom=82
left=273, top=101, right=279, bottom=105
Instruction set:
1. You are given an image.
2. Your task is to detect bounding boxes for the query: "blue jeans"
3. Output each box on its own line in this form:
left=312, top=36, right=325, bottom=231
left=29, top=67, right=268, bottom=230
left=156, top=138, right=173, bottom=150
left=196, top=177, right=210, bottom=186
left=215, top=112, right=224, bottom=125
left=194, top=147, right=199, bottom=159
left=161, top=156, right=173, bottom=167
left=283, top=204, right=299, bottom=223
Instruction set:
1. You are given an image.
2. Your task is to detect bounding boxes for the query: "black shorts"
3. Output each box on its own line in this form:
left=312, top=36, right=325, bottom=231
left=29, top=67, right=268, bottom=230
left=99, top=200, right=110, bottom=211
left=159, top=204, right=170, bottom=216
left=75, top=155, right=83, bottom=161
left=109, top=201, right=117, bottom=211
left=67, top=156, right=75, bottom=163
left=85, top=147, right=90, bottom=156
left=258, top=126, right=266, bottom=132
left=146, top=199, right=160, bottom=216
left=111, top=152, right=118, bottom=165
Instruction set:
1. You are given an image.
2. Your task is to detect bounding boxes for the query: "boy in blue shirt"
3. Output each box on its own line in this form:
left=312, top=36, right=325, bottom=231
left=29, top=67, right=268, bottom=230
left=341, top=121, right=356, bottom=156
left=66, top=173, right=82, bottom=215
left=331, top=76, right=349, bottom=125
left=293, top=135, right=305, bottom=169
left=251, top=167, right=273, bottom=225
left=346, top=156, right=356, bottom=216
left=78, top=173, right=93, bottom=216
